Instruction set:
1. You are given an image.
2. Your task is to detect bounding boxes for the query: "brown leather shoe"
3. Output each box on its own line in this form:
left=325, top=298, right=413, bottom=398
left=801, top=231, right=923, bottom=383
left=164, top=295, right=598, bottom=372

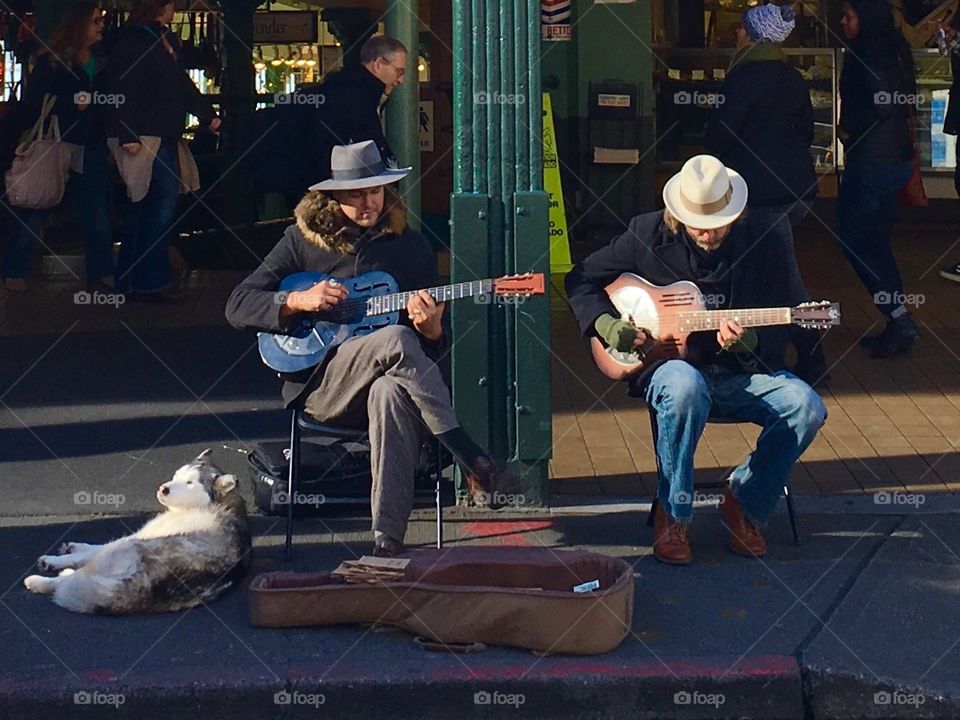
left=719, top=489, right=767, bottom=557
left=653, top=503, right=692, bottom=565
left=462, top=457, right=522, bottom=509
left=372, top=537, right=406, bottom=557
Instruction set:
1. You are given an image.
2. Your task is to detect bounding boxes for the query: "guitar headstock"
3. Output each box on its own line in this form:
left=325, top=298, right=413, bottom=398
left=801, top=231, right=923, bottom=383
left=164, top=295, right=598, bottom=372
left=493, top=273, right=546, bottom=298
left=792, top=301, right=841, bottom=330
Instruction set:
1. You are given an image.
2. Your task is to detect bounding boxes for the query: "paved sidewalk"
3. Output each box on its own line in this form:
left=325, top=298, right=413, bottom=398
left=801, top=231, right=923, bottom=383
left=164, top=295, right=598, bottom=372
left=3, top=501, right=960, bottom=719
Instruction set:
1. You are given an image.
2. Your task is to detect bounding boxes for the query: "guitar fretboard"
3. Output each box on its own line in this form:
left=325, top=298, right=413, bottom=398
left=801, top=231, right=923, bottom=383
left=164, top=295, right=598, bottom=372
left=677, top=308, right=792, bottom=333
left=367, top=279, right=495, bottom=316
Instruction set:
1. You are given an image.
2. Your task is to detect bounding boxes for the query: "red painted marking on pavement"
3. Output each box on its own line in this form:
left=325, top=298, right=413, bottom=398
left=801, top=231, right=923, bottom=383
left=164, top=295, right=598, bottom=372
left=82, top=668, right=117, bottom=682
left=459, top=520, right=554, bottom=546
left=421, top=655, right=798, bottom=682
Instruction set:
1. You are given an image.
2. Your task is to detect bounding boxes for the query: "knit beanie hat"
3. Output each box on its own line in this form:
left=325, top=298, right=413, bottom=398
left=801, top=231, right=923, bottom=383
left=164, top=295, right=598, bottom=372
left=742, top=4, right=796, bottom=44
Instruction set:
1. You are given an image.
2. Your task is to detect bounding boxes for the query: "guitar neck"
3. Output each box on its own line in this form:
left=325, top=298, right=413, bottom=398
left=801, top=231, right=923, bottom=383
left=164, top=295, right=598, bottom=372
left=366, top=279, right=495, bottom=316
left=677, top=307, right=793, bottom=333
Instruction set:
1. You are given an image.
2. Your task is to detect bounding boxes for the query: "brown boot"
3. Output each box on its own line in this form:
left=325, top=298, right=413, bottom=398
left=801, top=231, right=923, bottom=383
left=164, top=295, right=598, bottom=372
left=463, top=457, right=522, bottom=509
left=719, top=489, right=767, bottom=558
left=653, top=503, right=692, bottom=565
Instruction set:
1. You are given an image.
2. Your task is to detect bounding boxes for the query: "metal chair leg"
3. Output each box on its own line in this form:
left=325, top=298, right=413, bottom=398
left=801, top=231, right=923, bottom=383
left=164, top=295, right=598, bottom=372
left=284, top=409, right=300, bottom=561
left=435, top=440, right=443, bottom=549
left=783, top=484, right=801, bottom=546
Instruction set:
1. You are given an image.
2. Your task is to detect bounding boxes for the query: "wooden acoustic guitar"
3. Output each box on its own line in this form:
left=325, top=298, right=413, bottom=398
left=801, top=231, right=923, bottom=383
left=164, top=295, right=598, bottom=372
left=590, top=274, right=841, bottom=381
left=259, top=270, right=545, bottom=373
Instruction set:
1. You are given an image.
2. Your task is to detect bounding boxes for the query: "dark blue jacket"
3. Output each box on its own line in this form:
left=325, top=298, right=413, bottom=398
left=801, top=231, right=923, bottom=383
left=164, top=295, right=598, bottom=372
left=705, top=47, right=816, bottom=206
left=22, top=52, right=109, bottom=147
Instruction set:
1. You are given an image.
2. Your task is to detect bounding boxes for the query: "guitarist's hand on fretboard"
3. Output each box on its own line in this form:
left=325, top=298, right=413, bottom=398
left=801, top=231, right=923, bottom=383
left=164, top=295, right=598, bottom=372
left=407, top=290, right=444, bottom=342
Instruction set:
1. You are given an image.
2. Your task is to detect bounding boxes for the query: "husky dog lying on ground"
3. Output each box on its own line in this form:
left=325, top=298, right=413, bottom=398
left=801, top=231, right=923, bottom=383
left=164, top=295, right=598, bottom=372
left=24, top=450, right=252, bottom=614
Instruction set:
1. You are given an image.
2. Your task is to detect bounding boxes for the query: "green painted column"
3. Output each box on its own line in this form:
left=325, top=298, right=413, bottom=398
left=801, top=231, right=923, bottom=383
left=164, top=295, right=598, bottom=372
left=384, top=1, right=421, bottom=231
left=451, top=0, right=551, bottom=506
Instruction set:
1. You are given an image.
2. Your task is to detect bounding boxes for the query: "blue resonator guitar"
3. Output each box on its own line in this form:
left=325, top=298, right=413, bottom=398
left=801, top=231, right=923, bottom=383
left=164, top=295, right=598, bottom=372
left=258, top=270, right=545, bottom=373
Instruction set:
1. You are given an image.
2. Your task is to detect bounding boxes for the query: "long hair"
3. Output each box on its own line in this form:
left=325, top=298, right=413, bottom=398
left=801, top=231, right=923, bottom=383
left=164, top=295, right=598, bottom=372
left=844, top=0, right=915, bottom=94
left=126, top=0, right=173, bottom=25
left=43, top=1, right=100, bottom=68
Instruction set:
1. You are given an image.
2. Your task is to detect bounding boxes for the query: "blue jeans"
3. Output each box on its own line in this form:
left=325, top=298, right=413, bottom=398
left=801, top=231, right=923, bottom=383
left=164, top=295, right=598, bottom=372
left=837, top=161, right=913, bottom=319
left=115, top=140, right=180, bottom=293
left=2, top=143, right=114, bottom=281
left=645, top=360, right=826, bottom=525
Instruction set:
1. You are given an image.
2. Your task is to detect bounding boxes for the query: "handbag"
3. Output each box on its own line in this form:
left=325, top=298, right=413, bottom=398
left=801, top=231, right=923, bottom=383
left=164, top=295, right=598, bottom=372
left=4, top=94, right=74, bottom=209
left=898, top=111, right=928, bottom=208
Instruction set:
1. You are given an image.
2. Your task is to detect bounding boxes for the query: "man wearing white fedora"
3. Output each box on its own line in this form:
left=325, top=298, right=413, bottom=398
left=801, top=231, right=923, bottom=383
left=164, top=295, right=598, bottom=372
left=566, top=155, right=827, bottom=565
left=227, top=141, right=518, bottom=556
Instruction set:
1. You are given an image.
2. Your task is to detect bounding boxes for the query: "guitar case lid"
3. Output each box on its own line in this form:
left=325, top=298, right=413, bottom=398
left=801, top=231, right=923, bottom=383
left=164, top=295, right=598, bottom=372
left=249, top=546, right=634, bottom=655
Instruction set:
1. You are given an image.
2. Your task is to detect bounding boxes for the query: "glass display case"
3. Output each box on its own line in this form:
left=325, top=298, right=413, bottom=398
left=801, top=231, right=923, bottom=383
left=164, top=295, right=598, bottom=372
left=653, top=48, right=838, bottom=174
left=912, top=48, right=956, bottom=173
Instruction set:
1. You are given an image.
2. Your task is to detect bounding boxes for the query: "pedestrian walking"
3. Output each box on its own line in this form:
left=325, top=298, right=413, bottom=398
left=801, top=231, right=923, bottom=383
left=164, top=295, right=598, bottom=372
left=2, top=1, right=114, bottom=293
left=836, top=0, right=920, bottom=357
left=705, top=3, right=828, bottom=385
left=108, top=0, right=219, bottom=302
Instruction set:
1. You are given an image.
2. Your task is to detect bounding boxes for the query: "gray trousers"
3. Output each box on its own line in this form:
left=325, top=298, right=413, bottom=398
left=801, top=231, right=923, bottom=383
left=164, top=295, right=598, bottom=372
left=303, top=325, right=458, bottom=544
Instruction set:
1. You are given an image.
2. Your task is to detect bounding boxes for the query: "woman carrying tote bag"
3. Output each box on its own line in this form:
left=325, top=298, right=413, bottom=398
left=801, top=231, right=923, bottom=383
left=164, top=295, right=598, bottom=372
left=107, top=0, right=219, bottom=303
left=2, top=2, right=114, bottom=293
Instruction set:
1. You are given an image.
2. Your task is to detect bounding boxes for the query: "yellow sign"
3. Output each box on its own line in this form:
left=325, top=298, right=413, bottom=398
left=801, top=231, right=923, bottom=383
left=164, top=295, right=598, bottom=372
left=543, top=93, right=572, bottom=275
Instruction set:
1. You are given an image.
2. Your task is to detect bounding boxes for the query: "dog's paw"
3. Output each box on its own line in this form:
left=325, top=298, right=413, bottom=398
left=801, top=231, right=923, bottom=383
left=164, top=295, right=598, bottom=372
left=58, top=568, right=75, bottom=577
left=24, top=575, right=50, bottom=594
left=37, top=556, right=57, bottom=573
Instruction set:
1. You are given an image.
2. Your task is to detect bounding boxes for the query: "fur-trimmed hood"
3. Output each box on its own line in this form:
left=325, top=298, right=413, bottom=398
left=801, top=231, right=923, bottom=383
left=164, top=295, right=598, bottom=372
left=293, top=189, right=408, bottom=254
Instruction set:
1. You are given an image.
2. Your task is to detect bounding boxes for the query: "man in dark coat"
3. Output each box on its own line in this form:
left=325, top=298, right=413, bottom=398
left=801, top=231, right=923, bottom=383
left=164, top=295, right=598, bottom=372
left=705, top=3, right=826, bottom=384
left=565, top=155, right=826, bottom=566
left=252, top=34, right=407, bottom=204
left=226, top=141, right=517, bottom=556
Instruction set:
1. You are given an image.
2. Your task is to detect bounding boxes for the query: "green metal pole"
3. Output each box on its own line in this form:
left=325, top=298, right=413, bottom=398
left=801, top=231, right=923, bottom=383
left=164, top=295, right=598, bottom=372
left=451, top=0, right=551, bottom=506
left=384, top=1, right=421, bottom=231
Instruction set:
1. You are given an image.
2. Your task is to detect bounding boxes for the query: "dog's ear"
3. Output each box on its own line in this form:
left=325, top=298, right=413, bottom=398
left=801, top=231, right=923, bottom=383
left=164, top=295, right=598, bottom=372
left=194, top=448, right=213, bottom=464
left=214, top=474, right=237, bottom=497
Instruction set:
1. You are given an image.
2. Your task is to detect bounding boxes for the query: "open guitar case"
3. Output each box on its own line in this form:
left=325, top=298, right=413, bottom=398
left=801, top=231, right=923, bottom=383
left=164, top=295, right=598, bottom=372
left=249, top=546, right=634, bottom=655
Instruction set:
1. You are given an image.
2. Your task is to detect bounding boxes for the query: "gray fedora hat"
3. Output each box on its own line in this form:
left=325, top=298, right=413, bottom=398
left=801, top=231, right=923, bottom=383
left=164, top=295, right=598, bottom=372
left=308, top=140, right=410, bottom=191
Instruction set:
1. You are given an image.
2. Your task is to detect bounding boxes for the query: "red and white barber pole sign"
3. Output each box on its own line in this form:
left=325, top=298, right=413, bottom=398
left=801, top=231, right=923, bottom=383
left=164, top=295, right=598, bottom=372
left=542, top=0, right=572, bottom=41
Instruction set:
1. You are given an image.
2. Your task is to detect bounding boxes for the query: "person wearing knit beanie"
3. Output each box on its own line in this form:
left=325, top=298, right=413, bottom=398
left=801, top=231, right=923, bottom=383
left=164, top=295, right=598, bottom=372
left=742, top=4, right=796, bottom=44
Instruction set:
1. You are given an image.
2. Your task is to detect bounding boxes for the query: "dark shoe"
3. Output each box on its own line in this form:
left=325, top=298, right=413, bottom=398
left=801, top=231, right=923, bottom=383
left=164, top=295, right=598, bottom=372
left=719, top=489, right=767, bottom=558
left=653, top=503, right=692, bottom=565
left=463, top=457, right=522, bottom=509
left=859, top=315, right=919, bottom=359
left=940, top=263, right=960, bottom=283
left=372, top=537, right=406, bottom=557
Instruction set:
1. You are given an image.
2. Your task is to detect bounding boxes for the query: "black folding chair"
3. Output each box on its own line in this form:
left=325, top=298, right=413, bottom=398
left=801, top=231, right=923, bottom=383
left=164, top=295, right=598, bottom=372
left=284, top=407, right=445, bottom=560
left=645, top=407, right=801, bottom=546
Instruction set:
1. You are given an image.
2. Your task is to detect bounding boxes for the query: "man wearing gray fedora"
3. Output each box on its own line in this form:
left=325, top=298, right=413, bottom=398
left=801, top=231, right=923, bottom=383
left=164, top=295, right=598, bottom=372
left=227, top=141, right=518, bottom=556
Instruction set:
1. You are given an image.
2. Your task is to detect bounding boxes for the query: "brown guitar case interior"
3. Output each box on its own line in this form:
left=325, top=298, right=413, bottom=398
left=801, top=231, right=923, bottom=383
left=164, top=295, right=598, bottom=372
left=249, top=546, right=634, bottom=655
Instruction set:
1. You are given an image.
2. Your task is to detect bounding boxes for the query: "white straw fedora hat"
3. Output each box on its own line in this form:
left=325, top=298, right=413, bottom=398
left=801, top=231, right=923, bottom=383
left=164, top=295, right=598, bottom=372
left=662, top=155, right=748, bottom=230
left=309, top=140, right=411, bottom=191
